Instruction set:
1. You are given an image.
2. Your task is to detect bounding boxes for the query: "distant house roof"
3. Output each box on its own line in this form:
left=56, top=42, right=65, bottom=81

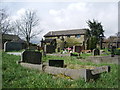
left=44, top=29, right=87, bottom=37
left=103, top=36, right=120, bottom=43
left=42, top=39, right=56, bottom=43
left=2, top=34, right=20, bottom=41
left=2, top=34, right=26, bottom=43
left=103, top=39, right=109, bottom=43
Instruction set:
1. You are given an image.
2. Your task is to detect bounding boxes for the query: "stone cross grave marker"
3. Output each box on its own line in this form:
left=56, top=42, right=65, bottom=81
left=21, top=50, right=42, bottom=64
left=49, top=60, right=64, bottom=68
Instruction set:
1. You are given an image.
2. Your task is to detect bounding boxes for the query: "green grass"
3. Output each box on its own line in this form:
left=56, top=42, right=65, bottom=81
left=101, top=48, right=111, bottom=55
left=2, top=52, right=119, bottom=88
left=80, top=53, right=92, bottom=59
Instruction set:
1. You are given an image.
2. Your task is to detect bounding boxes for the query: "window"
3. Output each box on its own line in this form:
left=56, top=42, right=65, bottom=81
left=75, top=35, right=81, bottom=38
left=67, top=35, right=70, bottom=38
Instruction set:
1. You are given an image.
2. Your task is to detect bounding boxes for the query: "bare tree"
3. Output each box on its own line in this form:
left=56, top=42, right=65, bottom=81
left=0, top=9, right=12, bottom=35
left=15, top=10, right=41, bottom=48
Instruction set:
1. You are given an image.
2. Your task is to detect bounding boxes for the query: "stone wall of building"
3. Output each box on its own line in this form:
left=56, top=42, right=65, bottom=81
left=45, top=35, right=86, bottom=49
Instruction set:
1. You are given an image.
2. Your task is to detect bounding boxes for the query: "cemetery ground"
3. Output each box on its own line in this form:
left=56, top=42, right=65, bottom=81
left=2, top=51, right=119, bottom=88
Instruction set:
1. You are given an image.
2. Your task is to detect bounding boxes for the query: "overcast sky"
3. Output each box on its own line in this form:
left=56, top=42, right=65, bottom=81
left=1, top=1, right=118, bottom=44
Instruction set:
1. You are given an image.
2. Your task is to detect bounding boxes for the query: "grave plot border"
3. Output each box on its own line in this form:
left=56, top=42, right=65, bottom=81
left=19, top=62, right=110, bottom=82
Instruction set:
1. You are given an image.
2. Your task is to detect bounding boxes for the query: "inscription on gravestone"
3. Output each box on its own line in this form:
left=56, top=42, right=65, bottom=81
left=49, top=60, right=64, bottom=68
left=21, top=50, right=42, bottom=64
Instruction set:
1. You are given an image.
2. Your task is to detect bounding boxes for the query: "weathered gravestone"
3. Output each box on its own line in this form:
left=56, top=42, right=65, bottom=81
left=57, top=47, right=60, bottom=52
left=4, top=41, right=22, bottom=52
left=93, top=48, right=100, bottom=56
left=44, top=45, right=55, bottom=53
left=21, top=50, right=42, bottom=64
left=49, top=60, right=64, bottom=68
left=111, top=46, right=116, bottom=57
left=73, top=46, right=82, bottom=53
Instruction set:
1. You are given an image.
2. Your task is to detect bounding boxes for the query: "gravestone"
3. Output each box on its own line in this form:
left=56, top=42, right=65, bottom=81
left=21, top=50, right=42, bottom=64
left=57, top=47, right=60, bottom=52
left=49, top=60, right=64, bottom=68
left=111, top=46, right=115, bottom=57
left=93, top=48, right=100, bottom=56
left=73, top=46, right=82, bottom=53
left=4, top=41, right=22, bottom=52
left=44, top=45, right=55, bottom=53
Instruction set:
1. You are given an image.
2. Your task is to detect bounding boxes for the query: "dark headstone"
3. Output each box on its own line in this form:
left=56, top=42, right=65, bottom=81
left=57, top=47, right=60, bottom=52
left=93, top=48, right=100, bottom=56
left=73, top=46, right=82, bottom=53
left=44, top=45, right=55, bottom=53
left=21, top=50, right=42, bottom=64
left=111, top=46, right=115, bottom=57
left=49, top=60, right=64, bottom=68
left=75, top=46, right=82, bottom=53
left=4, top=41, right=22, bottom=52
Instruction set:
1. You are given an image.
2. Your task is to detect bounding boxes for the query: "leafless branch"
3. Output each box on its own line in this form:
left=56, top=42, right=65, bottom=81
left=15, top=10, right=42, bottom=48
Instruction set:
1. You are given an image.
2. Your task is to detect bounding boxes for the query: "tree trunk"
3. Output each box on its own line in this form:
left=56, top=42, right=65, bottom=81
left=26, top=36, right=30, bottom=49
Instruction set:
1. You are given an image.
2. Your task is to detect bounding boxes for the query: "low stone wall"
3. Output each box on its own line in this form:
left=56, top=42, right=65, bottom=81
left=20, top=62, right=110, bottom=82
left=85, top=55, right=119, bottom=64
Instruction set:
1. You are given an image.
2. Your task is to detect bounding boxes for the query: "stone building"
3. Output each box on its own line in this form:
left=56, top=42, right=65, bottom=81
left=102, top=36, right=120, bottom=48
left=43, top=29, right=88, bottom=51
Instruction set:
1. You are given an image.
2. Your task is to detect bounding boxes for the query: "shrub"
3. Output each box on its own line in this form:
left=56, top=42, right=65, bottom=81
left=70, top=52, right=80, bottom=56
left=114, top=48, right=120, bottom=55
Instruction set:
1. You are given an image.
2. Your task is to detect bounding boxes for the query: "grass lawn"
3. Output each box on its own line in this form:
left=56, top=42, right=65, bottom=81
left=2, top=52, right=119, bottom=88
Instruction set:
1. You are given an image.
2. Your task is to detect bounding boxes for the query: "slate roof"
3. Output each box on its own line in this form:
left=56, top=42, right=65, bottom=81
left=2, top=34, right=26, bottom=43
left=2, top=34, right=20, bottom=41
left=12, top=39, right=26, bottom=43
left=44, top=29, right=87, bottom=37
left=42, top=39, right=56, bottom=43
left=103, top=36, right=120, bottom=43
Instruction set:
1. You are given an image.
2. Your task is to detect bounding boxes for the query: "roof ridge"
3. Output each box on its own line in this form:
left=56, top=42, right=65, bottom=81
left=44, top=29, right=87, bottom=37
left=50, top=28, right=88, bottom=32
